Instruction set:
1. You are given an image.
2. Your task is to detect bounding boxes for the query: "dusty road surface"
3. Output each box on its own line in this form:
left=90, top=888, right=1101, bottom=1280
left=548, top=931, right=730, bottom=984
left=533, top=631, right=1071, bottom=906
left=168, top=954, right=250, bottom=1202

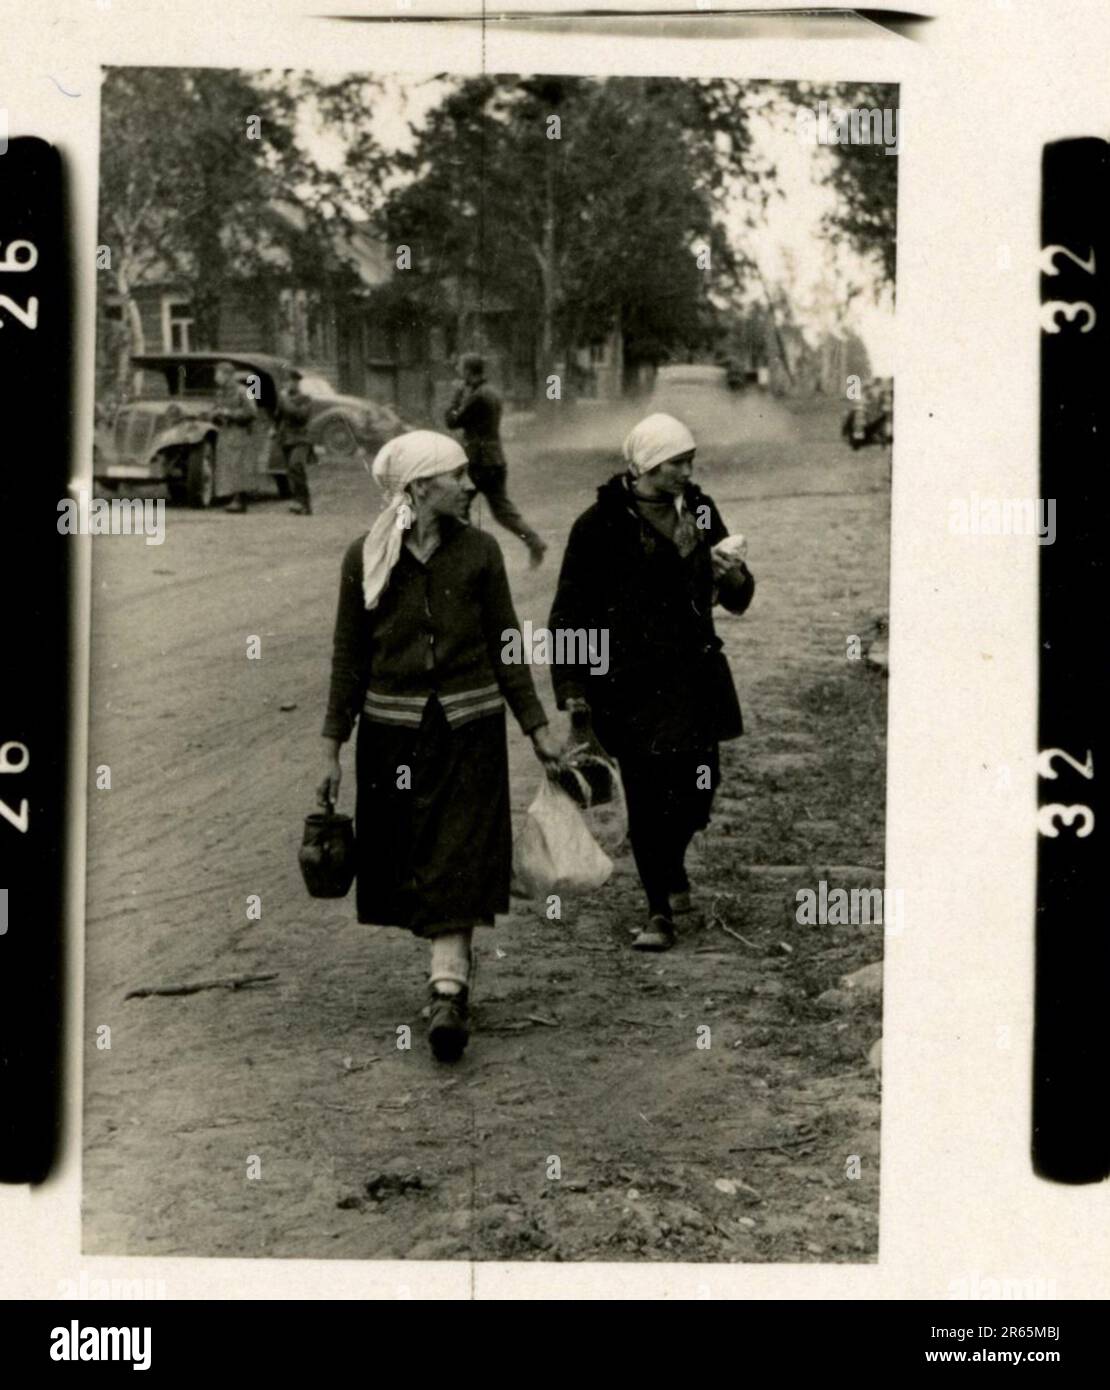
left=83, top=391, right=890, bottom=1264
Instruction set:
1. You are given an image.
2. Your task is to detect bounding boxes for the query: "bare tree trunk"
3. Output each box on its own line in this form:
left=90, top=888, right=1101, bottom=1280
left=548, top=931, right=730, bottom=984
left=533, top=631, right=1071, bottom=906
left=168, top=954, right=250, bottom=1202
left=612, top=302, right=625, bottom=398
left=538, top=144, right=558, bottom=410
left=753, top=263, right=794, bottom=385
left=114, top=258, right=146, bottom=398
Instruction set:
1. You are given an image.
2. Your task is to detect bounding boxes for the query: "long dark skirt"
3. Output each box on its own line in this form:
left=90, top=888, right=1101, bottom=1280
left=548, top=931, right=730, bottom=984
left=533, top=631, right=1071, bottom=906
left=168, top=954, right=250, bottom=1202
left=354, top=699, right=510, bottom=937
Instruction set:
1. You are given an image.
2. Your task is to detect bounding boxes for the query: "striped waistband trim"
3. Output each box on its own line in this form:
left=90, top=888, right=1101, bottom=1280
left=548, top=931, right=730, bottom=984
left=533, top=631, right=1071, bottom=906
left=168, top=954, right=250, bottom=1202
left=363, top=685, right=504, bottom=728
left=439, top=683, right=501, bottom=706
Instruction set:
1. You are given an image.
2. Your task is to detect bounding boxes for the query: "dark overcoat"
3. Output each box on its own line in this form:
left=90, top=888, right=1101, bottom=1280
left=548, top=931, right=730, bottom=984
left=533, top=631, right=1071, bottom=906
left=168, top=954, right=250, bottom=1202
left=548, top=474, right=754, bottom=757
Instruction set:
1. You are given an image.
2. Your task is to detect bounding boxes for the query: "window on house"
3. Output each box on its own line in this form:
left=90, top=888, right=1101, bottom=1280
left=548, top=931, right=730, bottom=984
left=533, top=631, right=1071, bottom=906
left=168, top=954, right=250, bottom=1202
left=163, top=298, right=194, bottom=352
left=306, top=294, right=335, bottom=364
left=589, top=339, right=609, bottom=366
left=278, top=287, right=299, bottom=356
left=362, top=317, right=392, bottom=361
left=103, top=301, right=124, bottom=324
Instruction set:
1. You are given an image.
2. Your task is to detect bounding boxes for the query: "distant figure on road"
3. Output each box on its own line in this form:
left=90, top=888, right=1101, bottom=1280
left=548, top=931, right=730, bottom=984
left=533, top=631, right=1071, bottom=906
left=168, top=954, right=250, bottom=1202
left=213, top=360, right=257, bottom=515
left=275, top=367, right=314, bottom=516
left=445, top=352, right=547, bottom=568
left=548, top=412, right=755, bottom=952
left=317, top=430, right=562, bottom=1062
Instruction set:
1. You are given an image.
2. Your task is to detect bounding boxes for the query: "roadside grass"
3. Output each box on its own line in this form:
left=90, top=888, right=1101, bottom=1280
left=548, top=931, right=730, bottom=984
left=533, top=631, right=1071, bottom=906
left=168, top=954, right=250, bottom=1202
left=731, top=661, right=888, bottom=869
left=696, top=655, right=889, bottom=1010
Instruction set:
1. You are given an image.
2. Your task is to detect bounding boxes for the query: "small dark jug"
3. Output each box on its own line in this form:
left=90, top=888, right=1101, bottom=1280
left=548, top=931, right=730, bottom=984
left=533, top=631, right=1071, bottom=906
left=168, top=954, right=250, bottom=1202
left=299, top=804, right=356, bottom=899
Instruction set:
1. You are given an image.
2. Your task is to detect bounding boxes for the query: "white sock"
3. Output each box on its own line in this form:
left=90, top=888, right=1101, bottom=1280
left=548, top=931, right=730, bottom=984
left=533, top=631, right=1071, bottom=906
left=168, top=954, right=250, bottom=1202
left=429, top=929, right=473, bottom=995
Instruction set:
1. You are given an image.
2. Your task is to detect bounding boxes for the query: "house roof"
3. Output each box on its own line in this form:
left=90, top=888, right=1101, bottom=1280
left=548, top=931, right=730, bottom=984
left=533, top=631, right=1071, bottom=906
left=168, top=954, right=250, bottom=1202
left=117, top=201, right=391, bottom=291
left=269, top=199, right=391, bottom=288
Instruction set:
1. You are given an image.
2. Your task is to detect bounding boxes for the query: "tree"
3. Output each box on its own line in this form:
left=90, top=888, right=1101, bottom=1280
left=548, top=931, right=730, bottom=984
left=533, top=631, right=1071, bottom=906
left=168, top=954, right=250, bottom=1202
left=97, top=68, right=373, bottom=389
left=821, top=82, right=898, bottom=286
left=777, top=80, right=899, bottom=288
left=554, top=78, right=746, bottom=372
left=378, top=75, right=766, bottom=397
left=98, top=69, right=190, bottom=381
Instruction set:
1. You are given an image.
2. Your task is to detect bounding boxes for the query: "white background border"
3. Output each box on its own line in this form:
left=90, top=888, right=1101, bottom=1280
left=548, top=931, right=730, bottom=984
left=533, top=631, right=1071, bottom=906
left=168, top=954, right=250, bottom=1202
left=1, top=0, right=1106, bottom=1299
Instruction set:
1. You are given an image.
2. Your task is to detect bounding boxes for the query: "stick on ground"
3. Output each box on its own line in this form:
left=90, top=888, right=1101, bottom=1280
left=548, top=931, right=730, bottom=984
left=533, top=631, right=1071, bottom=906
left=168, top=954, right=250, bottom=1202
left=124, top=972, right=279, bottom=1000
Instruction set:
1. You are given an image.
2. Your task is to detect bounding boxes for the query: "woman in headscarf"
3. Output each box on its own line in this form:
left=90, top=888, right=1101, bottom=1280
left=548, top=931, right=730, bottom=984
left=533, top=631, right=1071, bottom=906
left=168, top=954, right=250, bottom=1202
left=318, top=430, right=563, bottom=1061
left=548, top=412, right=755, bottom=951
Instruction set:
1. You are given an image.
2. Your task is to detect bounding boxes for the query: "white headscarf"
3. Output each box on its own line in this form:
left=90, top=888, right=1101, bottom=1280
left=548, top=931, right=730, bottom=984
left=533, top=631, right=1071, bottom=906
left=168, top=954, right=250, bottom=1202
left=362, top=430, right=468, bottom=610
left=622, top=412, right=697, bottom=477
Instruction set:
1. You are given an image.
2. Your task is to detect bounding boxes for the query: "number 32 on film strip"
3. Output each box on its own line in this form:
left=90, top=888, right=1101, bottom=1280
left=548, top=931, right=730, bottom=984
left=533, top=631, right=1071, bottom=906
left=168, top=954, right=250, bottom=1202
left=1037, top=747, right=1094, bottom=840
left=1033, top=136, right=1108, bottom=1185
left=1037, top=235, right=1096, bottom=846
left=1036, top=236, right=1096, bottom=846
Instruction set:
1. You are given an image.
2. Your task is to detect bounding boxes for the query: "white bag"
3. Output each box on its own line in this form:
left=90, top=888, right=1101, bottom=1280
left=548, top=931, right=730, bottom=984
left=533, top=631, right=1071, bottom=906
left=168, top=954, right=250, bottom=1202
left=567, top=751, right=628, bottom=856
left=511, top=776, right=613, bottom=899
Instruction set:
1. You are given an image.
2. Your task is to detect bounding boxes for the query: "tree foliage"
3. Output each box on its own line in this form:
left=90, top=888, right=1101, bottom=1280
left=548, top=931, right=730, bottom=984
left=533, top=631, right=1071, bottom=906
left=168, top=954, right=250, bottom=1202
left=777, top=80, right=899, bottom=288
left=378, top=76, right=767, bottom=371
left=98, top=67, right=374, bottom=370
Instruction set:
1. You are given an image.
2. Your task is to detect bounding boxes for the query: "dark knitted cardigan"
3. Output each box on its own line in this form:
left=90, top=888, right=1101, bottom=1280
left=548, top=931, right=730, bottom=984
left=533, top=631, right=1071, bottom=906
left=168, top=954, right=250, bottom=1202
left=322, top=519, right=547, bottom=743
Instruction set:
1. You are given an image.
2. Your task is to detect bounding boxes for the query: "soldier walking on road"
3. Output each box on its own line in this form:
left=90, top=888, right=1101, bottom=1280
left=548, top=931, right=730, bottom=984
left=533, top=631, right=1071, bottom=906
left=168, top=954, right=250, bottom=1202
left=276, top=367, right=314, bottom=516
left=445, top=352, right=547, bottom=568
left=213, top=360, right=257, bottom=515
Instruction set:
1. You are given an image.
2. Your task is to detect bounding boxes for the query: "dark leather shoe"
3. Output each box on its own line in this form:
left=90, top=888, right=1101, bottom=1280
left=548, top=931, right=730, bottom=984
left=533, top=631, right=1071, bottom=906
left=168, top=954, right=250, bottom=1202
left=672, top=889, right=705, bottom=923
left=428, top=987, right=470, bottom=1062
left=631, top=914, right=676, bottom=952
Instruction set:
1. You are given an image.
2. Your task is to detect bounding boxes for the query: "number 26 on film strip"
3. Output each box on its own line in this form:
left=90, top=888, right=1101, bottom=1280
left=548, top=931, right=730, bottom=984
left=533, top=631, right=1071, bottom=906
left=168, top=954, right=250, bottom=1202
left=0, top=236, right=40, bottom=840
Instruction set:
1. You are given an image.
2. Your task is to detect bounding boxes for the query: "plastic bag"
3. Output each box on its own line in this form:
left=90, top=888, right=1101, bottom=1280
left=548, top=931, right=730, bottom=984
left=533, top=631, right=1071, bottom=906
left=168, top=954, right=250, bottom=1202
left=559, top=705, right=629, bottom=855
left=564, top=752, right=628, bottom=855
left=511, top=775, right=613, bottom=898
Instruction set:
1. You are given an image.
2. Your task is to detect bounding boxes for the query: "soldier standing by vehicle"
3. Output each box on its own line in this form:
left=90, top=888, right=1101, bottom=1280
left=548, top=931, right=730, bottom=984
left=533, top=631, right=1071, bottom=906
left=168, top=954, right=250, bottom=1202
left=213, top=360, right=257, bottom=514
left=276, top=367, right=314, bottom=516
left=445, top=352, right=547, bottom=568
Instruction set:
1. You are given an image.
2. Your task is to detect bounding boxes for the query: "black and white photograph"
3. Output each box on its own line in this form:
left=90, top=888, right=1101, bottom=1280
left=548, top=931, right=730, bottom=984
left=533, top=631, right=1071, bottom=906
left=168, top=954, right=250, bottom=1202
left=79, top=62, right=898, bottom=1262
left=8, top=0, right=1110, bottom=1342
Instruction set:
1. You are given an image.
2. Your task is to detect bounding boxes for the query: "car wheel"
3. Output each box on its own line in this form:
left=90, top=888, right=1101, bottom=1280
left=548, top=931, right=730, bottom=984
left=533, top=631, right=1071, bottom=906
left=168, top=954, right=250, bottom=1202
left=321, top=415, right=358, bottom=458
left=186, top=439, right=216, bottom=508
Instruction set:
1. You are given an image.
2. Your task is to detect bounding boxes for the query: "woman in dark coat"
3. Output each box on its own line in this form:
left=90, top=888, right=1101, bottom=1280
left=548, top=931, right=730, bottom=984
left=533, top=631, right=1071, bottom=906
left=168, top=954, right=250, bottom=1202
left=318, top=430, right=562, bottom=1060
left=548, top=413, right=755, bottom=951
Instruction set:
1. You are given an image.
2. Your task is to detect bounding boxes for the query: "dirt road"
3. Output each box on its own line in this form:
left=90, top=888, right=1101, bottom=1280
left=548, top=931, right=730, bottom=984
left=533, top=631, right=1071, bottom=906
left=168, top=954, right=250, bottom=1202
left=83, top=393, right=890, bottom=1264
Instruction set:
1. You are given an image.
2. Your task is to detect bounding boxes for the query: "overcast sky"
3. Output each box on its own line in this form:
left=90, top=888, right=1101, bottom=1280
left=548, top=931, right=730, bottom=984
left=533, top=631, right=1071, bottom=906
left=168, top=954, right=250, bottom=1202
left=739, top=90, right=895, bottom=375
